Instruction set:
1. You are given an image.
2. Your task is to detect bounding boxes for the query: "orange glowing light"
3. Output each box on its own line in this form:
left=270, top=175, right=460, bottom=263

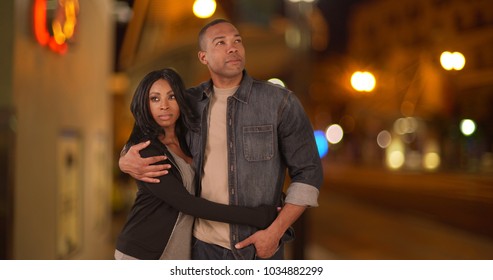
left=33, top=0, right=50, bottom=45
left=33, top=0, right=79, bottom=54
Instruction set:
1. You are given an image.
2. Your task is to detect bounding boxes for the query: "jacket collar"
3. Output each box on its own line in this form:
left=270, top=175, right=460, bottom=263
left=199, top=70, right=253, bottom=104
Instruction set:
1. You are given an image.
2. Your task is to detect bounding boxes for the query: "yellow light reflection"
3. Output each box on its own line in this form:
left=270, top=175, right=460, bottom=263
left=193, top=0, right=216, bottom=19
left=388, top=151, right=405, bottom=169
left=386, top=138, right=405, bottom=170
left=393, top=117, right=418, bottom=135
left=440, top=51, right=466, bottom=71
left=423, top=152, right=441, bottom=170
left=268, top=78, right=286, bottom=87
left=350, top=71, right=376, bottom=92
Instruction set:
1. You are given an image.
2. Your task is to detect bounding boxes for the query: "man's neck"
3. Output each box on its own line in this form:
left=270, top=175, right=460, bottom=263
left=211, top=73, right=242, bottom=89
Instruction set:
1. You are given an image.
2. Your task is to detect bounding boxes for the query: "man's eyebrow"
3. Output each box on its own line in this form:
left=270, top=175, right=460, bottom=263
left=212, top=36, right=225, bottom=43
left=211, top=34, right=241, bottom=43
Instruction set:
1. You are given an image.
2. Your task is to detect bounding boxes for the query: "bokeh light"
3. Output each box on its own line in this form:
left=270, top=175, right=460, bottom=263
left=377, top=130, right=392, bottom=148
left=268, top=78, right=286, bottom=87
left=386, top=138, right=405, bottom=170
left=460, top=119, right=476, bottom=136
left=388, top=151, right=405, bottom=169
left=325, top=124, right=344, bottom=144
left=393, top=117, right=418, bottom=135
left=350, top=71, right=376, bottom=92
left=193, top=0, right=216, bottom=18
left=314, top=130, right=329, bottom=158
left=440, top=51, right=466, bottom=71
left=423, top=152, right=441, bottom=170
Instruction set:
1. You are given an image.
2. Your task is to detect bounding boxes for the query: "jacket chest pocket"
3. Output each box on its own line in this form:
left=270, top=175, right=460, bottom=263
left=242, top=125, right=274, bottom=161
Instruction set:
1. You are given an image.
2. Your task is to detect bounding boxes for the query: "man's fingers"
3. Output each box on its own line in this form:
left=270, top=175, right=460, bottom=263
left=138, top=177, right=161, bottom=184
left=145, top=170, right=169, bottom=178
left=235, top=236, right=254, bottom=249
left=129, top=169, right=166, bottom=183
left=130, top=140, right=151, bottom=152
left=143, top=163, right=171, bottom=173
left=134, top=165, right=170, bottom=184
left=143, top=155, right=167, bottom=165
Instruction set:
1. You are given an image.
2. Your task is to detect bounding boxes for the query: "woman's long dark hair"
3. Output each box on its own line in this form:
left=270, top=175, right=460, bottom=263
left=125, top=68, right=194, bottom=157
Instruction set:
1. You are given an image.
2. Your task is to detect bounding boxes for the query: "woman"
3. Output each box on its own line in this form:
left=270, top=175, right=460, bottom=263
left=115, top=68, right=276, bottom=260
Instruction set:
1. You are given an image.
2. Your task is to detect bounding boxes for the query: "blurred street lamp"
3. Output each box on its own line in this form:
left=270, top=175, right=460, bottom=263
left=193, top=0, right=216, bottom=18
left=325, top=124, right=344, bottom=144
left=350, top=71, right=376, bottom=92
left=440, top=51, right=466, bottom=71
left=460, top=119, right=476, bottom=136
left=268, top=78, right=286, bottom=87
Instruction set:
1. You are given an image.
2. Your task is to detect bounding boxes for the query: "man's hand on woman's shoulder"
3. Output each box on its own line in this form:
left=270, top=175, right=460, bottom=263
left=119, top=140, right=171, bottom=183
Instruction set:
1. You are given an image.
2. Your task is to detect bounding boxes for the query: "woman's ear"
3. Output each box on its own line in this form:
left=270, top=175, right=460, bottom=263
left=198, top=51, right=207, bottom=65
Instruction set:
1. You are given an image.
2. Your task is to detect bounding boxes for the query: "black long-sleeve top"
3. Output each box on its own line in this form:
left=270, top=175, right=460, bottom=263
left=116, top=139, right=276, bottom=259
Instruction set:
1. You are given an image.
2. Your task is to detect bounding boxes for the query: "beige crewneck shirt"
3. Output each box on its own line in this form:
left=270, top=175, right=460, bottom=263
left=193, top=86, right=238, bottom=249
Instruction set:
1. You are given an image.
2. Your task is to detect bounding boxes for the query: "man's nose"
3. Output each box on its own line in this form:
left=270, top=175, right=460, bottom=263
left=228, top=45, right=238, bottom=53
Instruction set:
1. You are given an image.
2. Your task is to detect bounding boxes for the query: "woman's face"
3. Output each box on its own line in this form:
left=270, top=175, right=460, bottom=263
left=148, top=79, right=180, bottom=130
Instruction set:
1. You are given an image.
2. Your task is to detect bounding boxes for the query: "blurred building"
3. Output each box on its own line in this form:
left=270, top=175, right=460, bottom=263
left=304, top=0, right=493, bottom=256
left=321, top=0, right=493, bottom=173
left=1, top=0, right=114, bottom=259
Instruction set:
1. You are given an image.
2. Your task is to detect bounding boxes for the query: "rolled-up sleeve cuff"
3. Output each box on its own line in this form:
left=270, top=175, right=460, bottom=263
left=285, top=182, right=319, bottom=207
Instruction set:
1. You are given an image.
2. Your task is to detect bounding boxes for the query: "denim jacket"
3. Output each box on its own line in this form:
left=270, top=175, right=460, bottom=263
left=187, top=71, right=323, bottom=259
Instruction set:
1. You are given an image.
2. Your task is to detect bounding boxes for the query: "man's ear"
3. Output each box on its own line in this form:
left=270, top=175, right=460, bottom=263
left=198, top=51, right=207, bottom=65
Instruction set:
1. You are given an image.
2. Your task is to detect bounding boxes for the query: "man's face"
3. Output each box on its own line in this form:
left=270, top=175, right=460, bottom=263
left=198, top=22, right=246, bottom=82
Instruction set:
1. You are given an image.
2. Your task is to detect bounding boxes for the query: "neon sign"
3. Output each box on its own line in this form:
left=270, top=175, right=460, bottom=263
left=33, top=0, right=79, bottom=54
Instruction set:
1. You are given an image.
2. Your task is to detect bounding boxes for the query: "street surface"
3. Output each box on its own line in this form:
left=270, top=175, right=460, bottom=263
left=303, top=163, right=493, bottom=259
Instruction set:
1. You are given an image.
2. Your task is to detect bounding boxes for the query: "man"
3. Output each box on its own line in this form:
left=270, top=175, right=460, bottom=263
left=119, top=19, right=323, bottom=260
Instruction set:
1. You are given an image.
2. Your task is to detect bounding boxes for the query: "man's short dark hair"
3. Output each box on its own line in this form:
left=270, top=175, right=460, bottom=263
left=198, top=18, right=232, bottom=51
